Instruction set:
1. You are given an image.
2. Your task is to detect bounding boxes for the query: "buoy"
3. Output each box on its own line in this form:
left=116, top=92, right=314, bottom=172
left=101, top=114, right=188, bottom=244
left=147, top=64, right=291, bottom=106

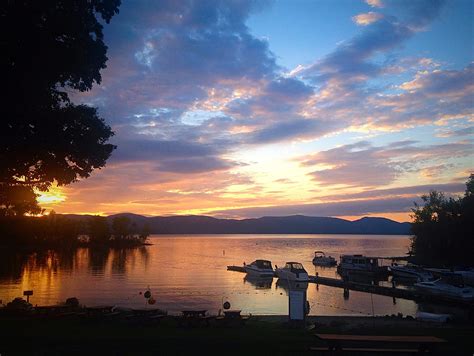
left=148, top=298, right=156, bottom=305
left=223, top=301, right=231, bottom=310
left=144, top=290, right=151, bottom=299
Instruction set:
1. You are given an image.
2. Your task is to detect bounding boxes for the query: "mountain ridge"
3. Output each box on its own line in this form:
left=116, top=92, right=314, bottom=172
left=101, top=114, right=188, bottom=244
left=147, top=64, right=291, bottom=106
left=63, top=213, right=411, bottom=235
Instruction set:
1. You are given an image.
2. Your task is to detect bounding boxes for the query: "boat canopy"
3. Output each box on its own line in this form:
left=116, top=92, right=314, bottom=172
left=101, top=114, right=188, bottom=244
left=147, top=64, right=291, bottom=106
left=285, top=262, right=305, bottom=271
left=252, top=260, right=272, bottom=269
left=341, top=255, right=379, bottom=266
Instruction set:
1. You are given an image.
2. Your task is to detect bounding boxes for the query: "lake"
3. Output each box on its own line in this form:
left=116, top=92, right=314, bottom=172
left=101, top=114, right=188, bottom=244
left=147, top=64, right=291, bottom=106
left=0, top=234, right=464, bottom=317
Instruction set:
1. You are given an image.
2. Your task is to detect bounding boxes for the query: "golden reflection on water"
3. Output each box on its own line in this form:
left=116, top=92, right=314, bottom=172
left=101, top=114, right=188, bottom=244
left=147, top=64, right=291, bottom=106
left=0, top=234, right=421, bottom=316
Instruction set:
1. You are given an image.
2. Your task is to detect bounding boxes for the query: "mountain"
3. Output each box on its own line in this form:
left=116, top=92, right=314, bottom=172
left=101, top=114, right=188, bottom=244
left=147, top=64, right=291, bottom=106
left=64, top=213, right=411, bottom=235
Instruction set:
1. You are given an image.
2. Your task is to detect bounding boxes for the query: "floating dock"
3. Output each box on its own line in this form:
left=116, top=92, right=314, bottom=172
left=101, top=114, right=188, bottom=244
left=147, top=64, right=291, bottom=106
left=227, top=265, right=474, bottom=308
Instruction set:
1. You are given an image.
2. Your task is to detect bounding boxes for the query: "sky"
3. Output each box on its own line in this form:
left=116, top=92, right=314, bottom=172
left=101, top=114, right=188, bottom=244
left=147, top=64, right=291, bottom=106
left=39, top=0, right=473, bottom=222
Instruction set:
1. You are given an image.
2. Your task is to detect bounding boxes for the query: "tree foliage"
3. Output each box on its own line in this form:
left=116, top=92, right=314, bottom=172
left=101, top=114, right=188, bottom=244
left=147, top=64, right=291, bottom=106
left=0, top=212, right=79, bottom=247
left=410, top=174, right=474, bottom=267
left=88, top=216, right=111, bottom=245
left=0, top=214, right=150, bottom=248
left=1, top=0, right=120, bottom=215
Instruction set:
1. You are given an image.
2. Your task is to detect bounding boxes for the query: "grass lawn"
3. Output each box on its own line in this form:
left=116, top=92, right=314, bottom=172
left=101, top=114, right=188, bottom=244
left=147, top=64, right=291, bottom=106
left=0, top=315, right=473, bottom=355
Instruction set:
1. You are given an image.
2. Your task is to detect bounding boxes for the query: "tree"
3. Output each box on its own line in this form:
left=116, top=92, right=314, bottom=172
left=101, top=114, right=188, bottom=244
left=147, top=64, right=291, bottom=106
left=112, top=216, right=131, bottom=241
left=0, top=185, right=42, bottom=216
left=1, top=0, right=120, bottom=215
left=410, top=174, right=474, bottom=266
left=139, top=223, right=151, bottom=243
left=88, top=215, right=111, bottom=245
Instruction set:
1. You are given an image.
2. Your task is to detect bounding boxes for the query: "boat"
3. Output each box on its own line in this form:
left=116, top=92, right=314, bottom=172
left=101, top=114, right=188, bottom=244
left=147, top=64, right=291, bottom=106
left=275, top=262, right=309, bottom=282
left=414, top=273, right=474, bottom=301
left=337, top=254, right=388, bottom=275
left=415, top=311, right=452, bottom=323
left=312, top=251, right=337, bottom=266
left=389, top=263, right=433, bottom=282
left=426, top=267, right=474, bottom=287
left=455, top=268, right=474, bottom=286
left=244, top=259, right=274, bottom=278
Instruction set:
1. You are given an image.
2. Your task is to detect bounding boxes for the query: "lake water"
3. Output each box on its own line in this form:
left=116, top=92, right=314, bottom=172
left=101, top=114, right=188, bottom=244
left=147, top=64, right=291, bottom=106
left=0, top=234, right=462, bottom=317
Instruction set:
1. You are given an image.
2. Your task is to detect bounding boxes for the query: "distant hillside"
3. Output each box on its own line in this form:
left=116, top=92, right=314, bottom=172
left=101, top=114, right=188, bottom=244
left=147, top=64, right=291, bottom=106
left=64, top=213, right=411, bottom=235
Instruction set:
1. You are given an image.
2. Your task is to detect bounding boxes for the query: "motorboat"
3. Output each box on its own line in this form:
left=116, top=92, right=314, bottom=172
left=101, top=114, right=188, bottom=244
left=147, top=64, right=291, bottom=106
left=312, top=251, right=337, bottom=266
left=337, top=254, right=388, bottom=275
left=414, top=273, right=474, bottom=301
left=244, top=259, right=274, bottom=278
left=415, top=311, right=452, bottom=323
left=275, top=262, right=309, bottom=282
left=426, top=267, right=474, bottom=287
left=455, top=268, right=474, bottom=286
left=389, top=263, right=433, bottom=282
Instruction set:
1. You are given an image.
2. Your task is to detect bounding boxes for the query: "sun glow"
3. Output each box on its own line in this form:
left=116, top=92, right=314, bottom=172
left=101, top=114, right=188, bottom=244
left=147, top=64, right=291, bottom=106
left=36, top=185, right=66, bottom=205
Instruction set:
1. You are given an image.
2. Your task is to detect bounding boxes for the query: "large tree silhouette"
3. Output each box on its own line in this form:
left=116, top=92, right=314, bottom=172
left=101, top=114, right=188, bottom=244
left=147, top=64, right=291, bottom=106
left=1, top=0, right=120, bottom=215
left=410, top=174, right=474, bottom=266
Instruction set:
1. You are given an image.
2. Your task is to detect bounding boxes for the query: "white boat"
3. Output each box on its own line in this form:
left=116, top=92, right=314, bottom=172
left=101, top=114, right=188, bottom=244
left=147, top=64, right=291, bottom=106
left=244, top=259, right=274, bottom=278
left=337, top=255, right=387, bottom=275
left=414, top=273, right=474, bottom=301
left=312, top=251, right=337, bottom=266
left=455, top=269, right=474, bottom=286
left=389, top=263, right=433, bottom=282
left=275, top=262, right=309, bottom=282
left=415, top=311, right=452, bottom=323
left=425, top=267, right=474, bottom=287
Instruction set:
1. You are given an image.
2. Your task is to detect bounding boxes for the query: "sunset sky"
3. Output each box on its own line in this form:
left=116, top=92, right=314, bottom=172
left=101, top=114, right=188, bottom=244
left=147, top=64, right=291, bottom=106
left=40, top=0, right=473, bottom=221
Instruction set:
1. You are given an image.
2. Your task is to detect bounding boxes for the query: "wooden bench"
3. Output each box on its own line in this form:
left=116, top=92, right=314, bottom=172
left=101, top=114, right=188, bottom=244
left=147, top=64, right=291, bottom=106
left=312, top=334, right=446, bottom=354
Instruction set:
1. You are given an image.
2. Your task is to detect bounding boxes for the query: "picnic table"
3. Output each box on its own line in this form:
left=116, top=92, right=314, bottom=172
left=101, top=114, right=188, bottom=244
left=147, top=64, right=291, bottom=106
left=215, top=310, right=250, bottom=327
left=179, top=310, right=211, bottom=327
left=313, top=333, right=447, bottom=354
left=182, top=310, right=207, bottom=318
left=223, top=310, right=242, bottom=319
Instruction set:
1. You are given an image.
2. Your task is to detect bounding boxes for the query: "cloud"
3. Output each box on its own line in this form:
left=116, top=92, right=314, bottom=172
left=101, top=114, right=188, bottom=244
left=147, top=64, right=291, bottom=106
left=366, top=0, right=383, bottom=8
left=316, top=182, right=465, bottom=201
left=54, top=0, right=472, bottom=219
left=301, top=141, right=401, bottom=187
left=155, top=157, right=234, bottom=174
left=248, top=118, right=335, bottom=144
left=284, top=0, right=449, bottom=137
left=212, top=197, right=419, bottom=219
left=210, top=181, right=466, bottom=219
left=353, top=12, right=384, bottom=26
left=109, top=137, right=239, bottom=174
left=299, top=140, right=473, bottom=188
left=436, top=126, right=473, bottom=138
left=399, top=63, right=474, bottom=96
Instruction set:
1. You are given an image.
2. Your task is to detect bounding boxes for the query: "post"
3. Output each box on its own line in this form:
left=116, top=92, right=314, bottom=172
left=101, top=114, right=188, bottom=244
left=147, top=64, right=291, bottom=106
left=23, top=290, right=33, bottom=303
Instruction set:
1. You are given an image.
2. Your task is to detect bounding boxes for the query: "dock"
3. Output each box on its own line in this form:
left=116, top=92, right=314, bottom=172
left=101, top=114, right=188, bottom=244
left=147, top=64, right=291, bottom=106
left=227, top=265, right=246, bottom=273
left=227, top=265, right=474, bottom=308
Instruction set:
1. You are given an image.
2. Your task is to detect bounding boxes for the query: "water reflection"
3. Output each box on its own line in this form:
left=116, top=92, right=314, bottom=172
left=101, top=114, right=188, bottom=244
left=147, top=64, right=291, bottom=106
left=0, top=247, right=150, bottom=282
left=337, top=271, right=389, bottom=285
left=243, top=275, right=273, bottom=289
left=0, top=234, right=433, bottom=317
left=275, top=279, right=309, bottom=295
